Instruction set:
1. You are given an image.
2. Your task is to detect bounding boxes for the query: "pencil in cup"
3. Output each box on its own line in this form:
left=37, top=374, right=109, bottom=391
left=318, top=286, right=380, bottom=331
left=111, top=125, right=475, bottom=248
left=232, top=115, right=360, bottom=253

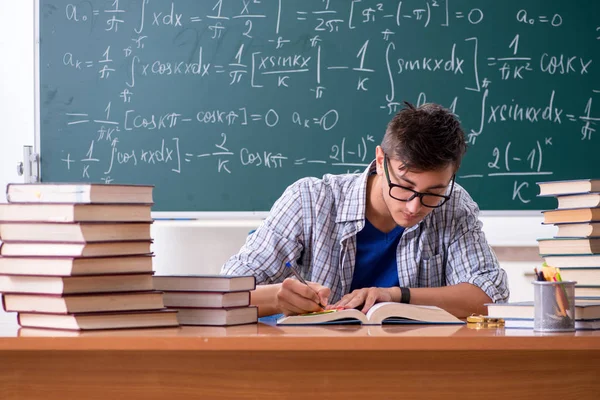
left=554, top=269, right=571, bottom=317
left=285, top=261, right=325, bottom=309
left=536, top=266, right=570, bottom=318
left=532, top=280, right=576, bottom=332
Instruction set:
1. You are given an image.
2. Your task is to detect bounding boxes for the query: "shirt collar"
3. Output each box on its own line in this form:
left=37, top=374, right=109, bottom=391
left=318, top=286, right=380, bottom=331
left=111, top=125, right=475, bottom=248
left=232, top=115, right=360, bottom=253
left=335, top=160, right=423, bottom=235
left=335, top=160, right=376, bottom=223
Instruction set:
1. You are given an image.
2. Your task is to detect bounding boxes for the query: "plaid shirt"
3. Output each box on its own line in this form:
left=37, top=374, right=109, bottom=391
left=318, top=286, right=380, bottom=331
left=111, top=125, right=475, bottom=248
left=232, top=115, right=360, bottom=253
left=221, top=161, right=509, bottom=304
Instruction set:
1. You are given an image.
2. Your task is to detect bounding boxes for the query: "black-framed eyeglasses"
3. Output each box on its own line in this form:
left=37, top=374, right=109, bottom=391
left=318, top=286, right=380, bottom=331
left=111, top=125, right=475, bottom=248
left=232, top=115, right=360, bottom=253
left=383, top=155, right=455, bottom=208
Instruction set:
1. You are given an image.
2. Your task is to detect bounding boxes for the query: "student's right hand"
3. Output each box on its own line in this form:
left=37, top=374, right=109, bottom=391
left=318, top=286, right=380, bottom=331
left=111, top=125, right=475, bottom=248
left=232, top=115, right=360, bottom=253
left=277, top=278, right=331, bottom=316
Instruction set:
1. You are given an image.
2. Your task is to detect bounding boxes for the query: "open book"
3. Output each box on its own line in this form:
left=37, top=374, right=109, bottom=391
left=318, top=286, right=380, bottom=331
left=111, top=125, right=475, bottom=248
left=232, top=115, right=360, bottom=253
left=276, top=302, right=464, bottom=325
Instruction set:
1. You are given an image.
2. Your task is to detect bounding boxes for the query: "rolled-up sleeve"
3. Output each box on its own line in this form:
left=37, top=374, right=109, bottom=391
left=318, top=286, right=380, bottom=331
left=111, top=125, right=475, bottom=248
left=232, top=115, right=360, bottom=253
left=446, top=192, right=510, bottom=303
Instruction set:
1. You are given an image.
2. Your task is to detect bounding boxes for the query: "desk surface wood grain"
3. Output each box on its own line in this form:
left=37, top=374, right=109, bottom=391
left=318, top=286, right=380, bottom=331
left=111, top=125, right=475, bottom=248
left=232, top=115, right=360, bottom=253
left=2, top=322, right=600, bottom=400
left=1, top=321, right=599, bottom=351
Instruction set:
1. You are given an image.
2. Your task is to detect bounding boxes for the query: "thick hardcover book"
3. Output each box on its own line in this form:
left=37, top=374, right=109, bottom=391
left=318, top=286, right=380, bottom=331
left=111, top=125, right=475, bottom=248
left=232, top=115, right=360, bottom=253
left=543, top=267, right=600, bottom=285
left=537, top=179, right=600, bottom=196
left=0, top=255, right=154, bottom=276
left=543, top=254, right=600, bottom=268
left=17, top=309, right=178, bottom=331
left=153, top=275, right=256, bottom=292
left=0, top=203, right=152, bottom=222
left=2, top=291, right=165, bottom=313
left=6, top=183, right=154, bottom=204
left=0, top=273, right=154, bottom=294
left=162, top=291, right=251, bottom=308
left=0, top=222, right=152, bottom=242
left=172, top=306, right=258, bottom=326
left=504, top=319, right=600, bottom=330
left=538, top=237, right=600, bottom=255
left=0, top=240, right=153, bottom=257
left=276, top=302, right=463, bottom=325
left=17, top=326, right=182, bottom=337
left=542, top=208, right=600, bottom=224
left=555, top=222, right=600, bottom=238
left=575, top=286, right=600, bottom=298
left=556, top=193, right=600, bottom=209
left=487, top=301, right=600, bottom=320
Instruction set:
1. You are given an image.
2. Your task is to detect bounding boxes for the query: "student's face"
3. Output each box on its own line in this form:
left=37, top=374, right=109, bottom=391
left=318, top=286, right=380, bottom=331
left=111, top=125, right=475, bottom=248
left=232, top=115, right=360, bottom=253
left=375, top=147, right=455, bottom=228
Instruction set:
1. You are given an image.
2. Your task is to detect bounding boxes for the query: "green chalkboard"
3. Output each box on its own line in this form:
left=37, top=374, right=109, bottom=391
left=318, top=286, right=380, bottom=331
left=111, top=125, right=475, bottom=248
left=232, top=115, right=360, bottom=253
left=38, top=0, right=600, bottom=211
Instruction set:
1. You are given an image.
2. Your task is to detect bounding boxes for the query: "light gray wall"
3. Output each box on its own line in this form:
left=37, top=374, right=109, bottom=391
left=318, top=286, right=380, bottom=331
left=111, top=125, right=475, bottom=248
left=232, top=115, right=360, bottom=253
left=0, top=0, right=34, bottom=198
left=0, top=0, right=34, bottom=325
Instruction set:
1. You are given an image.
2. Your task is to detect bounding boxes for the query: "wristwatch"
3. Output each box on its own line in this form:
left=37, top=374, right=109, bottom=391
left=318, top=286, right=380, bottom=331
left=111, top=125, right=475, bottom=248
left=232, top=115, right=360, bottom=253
left=400, top=287, right=411, bottom=304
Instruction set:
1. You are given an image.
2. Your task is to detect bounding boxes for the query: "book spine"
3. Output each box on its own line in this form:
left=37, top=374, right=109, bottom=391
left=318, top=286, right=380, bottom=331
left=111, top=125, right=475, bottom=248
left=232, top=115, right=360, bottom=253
left=0, top=294, right=7, bottom=312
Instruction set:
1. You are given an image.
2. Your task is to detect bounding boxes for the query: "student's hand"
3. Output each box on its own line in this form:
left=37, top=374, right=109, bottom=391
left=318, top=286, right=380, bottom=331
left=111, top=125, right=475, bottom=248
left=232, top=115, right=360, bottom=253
left=330, top=287, right=395, bottom=314
left=277, top=278, right=330, bottom=316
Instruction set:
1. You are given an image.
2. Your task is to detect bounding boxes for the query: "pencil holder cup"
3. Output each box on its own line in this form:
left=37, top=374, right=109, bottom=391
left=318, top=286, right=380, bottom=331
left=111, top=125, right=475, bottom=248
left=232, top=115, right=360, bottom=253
left=532, top=281, right=576, bottom=332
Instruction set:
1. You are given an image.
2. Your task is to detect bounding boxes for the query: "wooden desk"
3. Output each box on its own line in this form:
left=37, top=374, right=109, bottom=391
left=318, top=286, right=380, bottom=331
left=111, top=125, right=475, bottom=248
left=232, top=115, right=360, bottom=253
left=1, top=322, right=599, bottom=400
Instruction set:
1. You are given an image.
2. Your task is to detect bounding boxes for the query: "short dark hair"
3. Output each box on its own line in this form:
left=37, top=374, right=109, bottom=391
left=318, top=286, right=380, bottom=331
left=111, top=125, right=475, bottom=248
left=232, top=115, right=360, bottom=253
left=381, top=102, right=467, bottom=172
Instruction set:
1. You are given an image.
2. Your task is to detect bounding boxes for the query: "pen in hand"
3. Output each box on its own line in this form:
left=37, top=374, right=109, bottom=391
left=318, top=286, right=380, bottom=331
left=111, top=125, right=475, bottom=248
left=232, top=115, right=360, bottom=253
left=285, top=261, right=325, bottom=309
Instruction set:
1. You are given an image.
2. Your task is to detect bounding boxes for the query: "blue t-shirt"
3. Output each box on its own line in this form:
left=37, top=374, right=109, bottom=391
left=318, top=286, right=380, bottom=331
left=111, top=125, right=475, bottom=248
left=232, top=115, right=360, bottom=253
left=350, top=218, right=404, bottom=291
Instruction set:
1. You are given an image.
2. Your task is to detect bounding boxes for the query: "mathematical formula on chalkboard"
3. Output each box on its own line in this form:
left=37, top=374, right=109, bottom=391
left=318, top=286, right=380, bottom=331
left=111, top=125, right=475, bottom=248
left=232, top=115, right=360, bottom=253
left=38, top=1, right=599, bottom=211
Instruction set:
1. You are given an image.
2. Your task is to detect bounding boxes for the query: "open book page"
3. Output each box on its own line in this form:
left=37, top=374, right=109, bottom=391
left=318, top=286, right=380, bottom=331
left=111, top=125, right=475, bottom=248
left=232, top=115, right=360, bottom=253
left=276, top=302, right=464, bottom=325
left=365, top=302, right=463, bottom=325
left=276, top=308, right=368, bottom=325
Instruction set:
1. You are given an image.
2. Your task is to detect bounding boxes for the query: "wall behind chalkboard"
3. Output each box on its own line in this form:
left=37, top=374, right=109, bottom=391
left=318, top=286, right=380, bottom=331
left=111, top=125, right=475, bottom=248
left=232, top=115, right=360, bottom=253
left=38, top=0, right=600, bottom=211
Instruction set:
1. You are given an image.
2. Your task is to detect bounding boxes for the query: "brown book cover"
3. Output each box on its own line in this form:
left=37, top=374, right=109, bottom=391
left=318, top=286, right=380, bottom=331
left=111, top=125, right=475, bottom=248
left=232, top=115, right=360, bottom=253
left=6, top=183, right=154, bottom=204
left=153, top=275, right=256, bottom=292
left=172, top=306, right=258, bottom=326
left=2, top=291, right=165, bottom=314
left=17, top=326, right=183, bottom=337
left=556, top=193, right=600, bottom=209
left=542, top=208, right=600, bottom=224
left=575, top=286, right=600, bottom=298
left=0, top=272, right=154, bottom=294
left=17, top=309, right=179, bottom=331
left=538, top=237, right=600, bottom=255
left=0, top=240, right=153, bottom=257
left=0, top=203, right=152, bottom=222
left=0, top=255, right=154, bottom=276
left=545, top=267, right=600, bottom=286
left=555, top=222, right=600, bottom=238
left=162, top=291, right=251, bottom=308
left=543, top=254, right=600, bottom=268
left=537, top=179, right=600, bottom=196
left=0, top=222, right=152, bottom=242
left=487, top=301, right=600, bottom=320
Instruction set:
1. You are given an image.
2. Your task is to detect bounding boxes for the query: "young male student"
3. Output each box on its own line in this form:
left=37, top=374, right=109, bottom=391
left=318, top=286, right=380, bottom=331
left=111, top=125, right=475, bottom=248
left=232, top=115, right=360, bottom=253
left=221, top=102, right=509, bottom=317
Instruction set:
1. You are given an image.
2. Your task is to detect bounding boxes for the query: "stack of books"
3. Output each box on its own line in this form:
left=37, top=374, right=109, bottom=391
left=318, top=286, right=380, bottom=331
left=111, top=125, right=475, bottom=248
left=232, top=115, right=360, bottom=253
left=153, top=275, right=258, bottom=326
left=488, top=179, right=600, bottom=330
left=0, top=183, right=179, bottom=331
left=487, top=301, right=600, bottom=330
left=537, top=179, right=600, bottom=301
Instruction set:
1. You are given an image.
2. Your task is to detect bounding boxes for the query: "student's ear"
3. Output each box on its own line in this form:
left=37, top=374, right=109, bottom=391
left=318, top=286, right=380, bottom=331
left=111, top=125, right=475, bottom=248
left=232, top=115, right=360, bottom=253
left=375, top=146, right=385, bottom=175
